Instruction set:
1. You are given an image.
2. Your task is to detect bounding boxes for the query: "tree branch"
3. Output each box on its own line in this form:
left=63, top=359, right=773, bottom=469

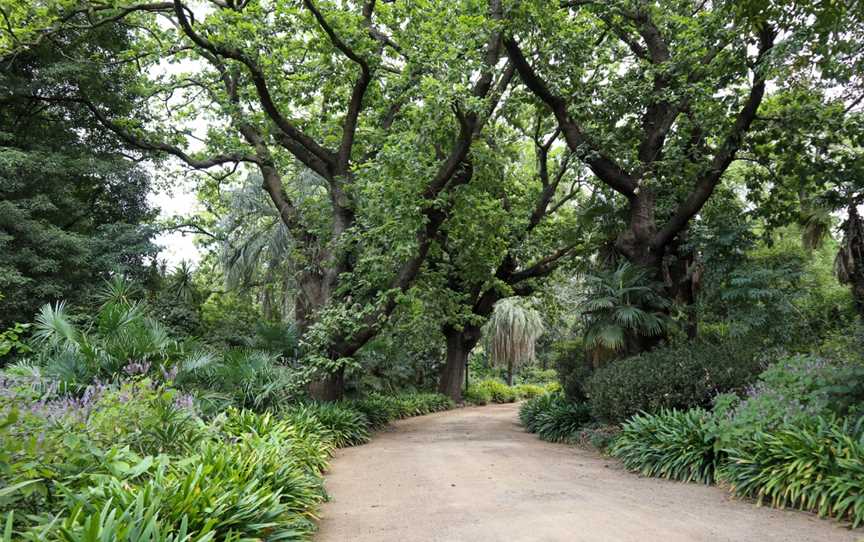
left=172, top=0, right=337, bottom=178
left=504, top=36, right=637, bottom=198
left=652, top=25, right=776, bottom=251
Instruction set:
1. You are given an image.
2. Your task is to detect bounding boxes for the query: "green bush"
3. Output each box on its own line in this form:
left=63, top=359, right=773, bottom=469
left=586, top=340, right=761, bottom=423
left=515, top=367, right=558, bottom=386
left=464, top=379, right=516, bottom=405
left=712, top=354, right=864, bottom=449
left=519, top=393, right=560, bottom=430
left=610, top=409, right=720, bottom=484
left=219, top=408, right=333, bottom=474
left=45, top=435, right=324, bottom=541
left=551, top=339, right=591, bottom=402
left=533, top=398, right=592, bottom=443
left=520, top=393, right=591, bottom=443
left=347, top=392, right=453, bottom=429
left=348, top=394, right=399, bottom=429
left=720, top=416, right=864, bottom=527
left=513, top=383, right=545, bottom=399
left=1, top=384, right=327, bottom=540
left=280, top=402, right=371, bottom=448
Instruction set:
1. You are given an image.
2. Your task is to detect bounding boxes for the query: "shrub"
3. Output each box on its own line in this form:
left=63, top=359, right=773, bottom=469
left=513, top=383, right=544, bottom=399
left=347, top=392, right=453, bottom=428
left=280, top=402, right=371, bottom=448
left=516, top=367, right=558, bottom=386
left=519, top=393, right=560, bottom=431
left=395, top=393, right=454, bottom=416
left=520, top=393, right=591, bottom=443
left=2, top=383, right=326, bottom=540
left=720, top=416, right=864, bottom=527
left=219, top=408, right=333, bottom=474
left=712, top=354, right=864, bottom=449
left=176, top=348, right=302, bottom=414
left=586, top=340, right=761, bottom=423
left=551, top=339, right=591, bottom=402
left=348, top=394, right=398, bottom=429
left=51, top=435, right=324, bottom=541
left=533, top=398, right=592, bottom=443
left=465, top=379, right=516, bottom=405
left=610, top=409, right=720, bottom=484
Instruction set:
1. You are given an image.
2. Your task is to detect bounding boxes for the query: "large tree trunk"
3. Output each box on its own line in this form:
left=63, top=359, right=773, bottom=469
left=295, top=268, right=349, bottom=401
left=308, top=365, right=346, bottom=402
left=438, top=325, right=482, bottom=402
left=613, top=195, right=703, bottom=351
left=663, top=243, right=700, bottom=339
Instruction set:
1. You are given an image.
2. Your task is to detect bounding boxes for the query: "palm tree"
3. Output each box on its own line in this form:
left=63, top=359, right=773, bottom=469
left=579, top=262, right=671, bottom=367
left=483, top=298, right=545, bottom=385
left=219, top=174, right=308, bottom=322
left=30, top=278, right=180, bottom=387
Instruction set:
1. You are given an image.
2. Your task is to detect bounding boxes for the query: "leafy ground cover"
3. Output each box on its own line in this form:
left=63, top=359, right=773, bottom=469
left=0, top=367, right=454, bottom=540
left=520, top=345, right=864, bottom=528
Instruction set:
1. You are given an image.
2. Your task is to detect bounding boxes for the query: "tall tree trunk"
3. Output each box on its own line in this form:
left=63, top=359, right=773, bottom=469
left=615, top=198, right=703, bottom=352
left=438, top=325, right=482, bottom=402
left=664, top=245, right=700, bottom=339
left=295, top=268, right=348, bottom=401
left=308, top=365, right=346, bottom=402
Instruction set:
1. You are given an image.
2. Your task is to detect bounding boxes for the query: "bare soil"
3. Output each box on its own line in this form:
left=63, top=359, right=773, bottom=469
left=315, top=403, right=862, bottom=542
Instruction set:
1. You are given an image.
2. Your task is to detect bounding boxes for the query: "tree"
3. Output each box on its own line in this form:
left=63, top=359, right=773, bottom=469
left=579, top=262, right=670, bottom=367
left=742, top=87, right=864, bottom=314
left=500, top=0, right=859, bottom=342
left=4, top=0, right=514, bottom=399
left=424, top=113, right=594, bottom=400
left=0, top=20, right=158, bottom=327
left=483, top=297, right=544, bottom=385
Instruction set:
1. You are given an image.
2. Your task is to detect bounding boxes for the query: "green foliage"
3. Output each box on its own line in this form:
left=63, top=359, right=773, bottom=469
left=605, top=347, right=864, bottom=527
left=580, top=263, right=671, bottom=355
left=698, top=231, right=854, bottom=346
left=29, top=293, right=179, bottom=388
left=176, top=348, right=302, bottom=415
left=611, top=409, right=720, bottom=485
left=520, top=393, right=592, bottom=443
left=712, top=354, right=864, bottom=448
left=720, top=416, right=864, bottom=527
left=586, top=341, right=761, bottom=423
left=519, top=393, right=560, bottom=430
left=550, top=339, right=590, bottom=402
left=0, top=322, right=31, bottom=361
left=280, top=402, right=371, bottom=449
left=512, top=384, right=545, bottom=399
left=464, top=379, right=516, bottom=405
left=1, top=354, right=454, bottom=540
left=483, top=298, right=545, bottom=384
left=0, top=25, right=157, bottom=328
left=348, top=392, right=453, bottom=429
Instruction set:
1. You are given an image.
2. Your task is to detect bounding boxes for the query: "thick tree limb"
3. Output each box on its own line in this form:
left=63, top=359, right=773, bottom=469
left=652, top=26, right=776, bottom=251
left=303, top=0, right=373, bottom=172
left=504, top=37, right=637, bottom=198
left=172, top=0, right=337, bottom=178
left=77, top=97, right=257, bottom=168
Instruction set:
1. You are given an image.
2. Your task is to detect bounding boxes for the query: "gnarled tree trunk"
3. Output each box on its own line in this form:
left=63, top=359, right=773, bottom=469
left=438, top=325, right=482, bottom=402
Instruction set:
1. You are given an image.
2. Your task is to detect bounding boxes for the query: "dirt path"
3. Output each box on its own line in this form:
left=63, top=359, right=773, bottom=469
left=315, top=403, right=862, bottom=542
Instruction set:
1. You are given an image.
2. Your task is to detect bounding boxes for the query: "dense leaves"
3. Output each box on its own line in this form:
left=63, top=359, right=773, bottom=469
left=585, top=341, right=762, bottom=423
left=611, top=409, right=720, bottom=485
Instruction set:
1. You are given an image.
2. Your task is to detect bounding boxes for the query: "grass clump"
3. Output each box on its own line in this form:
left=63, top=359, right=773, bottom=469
left=720, top=416, right=864, bottom=527
left=610, top=408, right=720, bottom=484
left=520, top=392, right=592, bottom=443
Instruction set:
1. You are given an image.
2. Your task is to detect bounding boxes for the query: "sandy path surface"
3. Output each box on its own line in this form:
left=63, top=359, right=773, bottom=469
left=315, top=403, right=862, bottom=542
